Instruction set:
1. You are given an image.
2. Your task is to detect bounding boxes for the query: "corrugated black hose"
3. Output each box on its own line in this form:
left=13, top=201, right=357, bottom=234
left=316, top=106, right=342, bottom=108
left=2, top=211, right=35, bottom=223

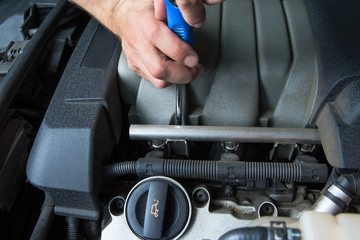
left=103, top=161, right=137, bottom=179
left=66, top=217, right=79, bottom=240
left=103, top=158, right=328, bottom=183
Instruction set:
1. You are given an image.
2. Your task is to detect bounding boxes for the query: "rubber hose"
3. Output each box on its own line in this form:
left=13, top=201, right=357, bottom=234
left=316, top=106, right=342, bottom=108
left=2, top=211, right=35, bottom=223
left=219, top=227, right=268, bottom=240
left=103, top=161, right=136, bottom=179
left=219, top=226, right=301, bottom=240
left=67, top=217, right=79, bottom=240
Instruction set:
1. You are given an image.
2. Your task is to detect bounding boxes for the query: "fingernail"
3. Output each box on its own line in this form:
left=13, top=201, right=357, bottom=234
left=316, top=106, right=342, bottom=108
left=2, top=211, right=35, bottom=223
left=184, top=55, right=198, bottom=67
left=193, top=19, right=205, bottom=28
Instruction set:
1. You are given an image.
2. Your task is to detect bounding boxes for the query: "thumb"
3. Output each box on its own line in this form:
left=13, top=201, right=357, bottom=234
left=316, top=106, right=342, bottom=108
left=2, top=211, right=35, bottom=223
left=154, top=0, right=166, bottom=21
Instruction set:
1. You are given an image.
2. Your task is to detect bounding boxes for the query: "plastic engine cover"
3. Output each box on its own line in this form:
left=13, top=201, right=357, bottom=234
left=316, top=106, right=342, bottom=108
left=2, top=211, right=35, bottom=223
left=26, top=20, right=122, bottom=220
left=118, top=0, right=318, bottom=128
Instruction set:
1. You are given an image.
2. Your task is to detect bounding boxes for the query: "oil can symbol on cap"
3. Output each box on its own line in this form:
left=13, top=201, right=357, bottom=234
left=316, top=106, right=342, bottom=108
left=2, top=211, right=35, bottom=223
left=151, top=199, right=159, bottom=218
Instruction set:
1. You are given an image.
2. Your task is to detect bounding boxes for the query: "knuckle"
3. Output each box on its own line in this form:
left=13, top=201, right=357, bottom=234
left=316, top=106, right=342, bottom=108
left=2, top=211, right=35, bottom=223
left=178, top=73, right=192, bottom=84
left=153, top=81, right=168, bottom=89
left=183, top=69, right=198, bottom=83
left=123, top=49, right=135, bottom=66
left=124, top=53, right=141, bottom=74
left=145, top=22, right=161, bottom=41
left=170, top=44, right=184, bottom=58
left=124, top=33, right=137, bottom=47
left=149, top=64, right=167, bottom=79
left=128, top=63, right=137, bottom=72
left=183, top=76, right=193, bottom=84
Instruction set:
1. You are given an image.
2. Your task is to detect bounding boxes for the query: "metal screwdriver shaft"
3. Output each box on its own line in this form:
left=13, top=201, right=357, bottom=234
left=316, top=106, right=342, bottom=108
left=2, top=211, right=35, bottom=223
left=164, top=0, right=195, bottom=125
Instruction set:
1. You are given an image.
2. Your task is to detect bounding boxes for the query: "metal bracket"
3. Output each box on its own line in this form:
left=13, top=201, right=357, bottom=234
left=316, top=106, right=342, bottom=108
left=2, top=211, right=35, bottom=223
left=269, top=142, right=298, bottom=160
left=166, top=139, right=189, bottom=157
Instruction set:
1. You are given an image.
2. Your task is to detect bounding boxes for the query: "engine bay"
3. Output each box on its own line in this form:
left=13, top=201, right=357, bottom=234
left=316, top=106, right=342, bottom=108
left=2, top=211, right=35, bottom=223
left=1, top=0, right=360, bottom=239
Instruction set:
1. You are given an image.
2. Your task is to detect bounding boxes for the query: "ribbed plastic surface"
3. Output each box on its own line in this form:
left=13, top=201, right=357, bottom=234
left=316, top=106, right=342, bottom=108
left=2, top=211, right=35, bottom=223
left=163, top=159, right=217, bottom=180
left=245, top=162, right=301, bottom=182
left=103, top=161, right=137, bottom=179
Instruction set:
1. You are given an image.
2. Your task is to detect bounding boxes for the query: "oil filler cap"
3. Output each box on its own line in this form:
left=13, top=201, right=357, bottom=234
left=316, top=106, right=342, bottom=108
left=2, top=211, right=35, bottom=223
left=125, top=176, right=191, bottom=240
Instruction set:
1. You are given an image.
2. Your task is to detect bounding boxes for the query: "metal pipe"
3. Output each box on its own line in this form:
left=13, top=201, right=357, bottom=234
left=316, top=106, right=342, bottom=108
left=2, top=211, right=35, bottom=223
left=129, top=125, right=321, bottom=144
left=175, top=84, right=182, bottom=125
left=312, top=173, right=360, bottom=214
left=0, top=0, right=69, bottom=120
left=66, top=217, right=79, bottom=240
left=311, top=185, right=351, bottom=215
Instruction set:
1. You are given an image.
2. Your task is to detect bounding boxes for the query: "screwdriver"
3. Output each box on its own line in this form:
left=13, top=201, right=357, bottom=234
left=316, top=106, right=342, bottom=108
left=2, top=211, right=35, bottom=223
left=164, top=0, right=195, bottom=45
left=164, top=0, right=195, bottom=125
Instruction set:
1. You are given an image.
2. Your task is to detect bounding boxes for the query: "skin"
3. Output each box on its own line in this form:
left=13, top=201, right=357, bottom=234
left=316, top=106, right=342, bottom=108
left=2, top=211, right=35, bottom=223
left=72, top=0, right=224, bottom=88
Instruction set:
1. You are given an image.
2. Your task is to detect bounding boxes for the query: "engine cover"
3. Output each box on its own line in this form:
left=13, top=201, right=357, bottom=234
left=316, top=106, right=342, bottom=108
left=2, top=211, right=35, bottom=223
left=26, top=20, right=122, bottom=220
left=118, top=0, right=318, bottom=128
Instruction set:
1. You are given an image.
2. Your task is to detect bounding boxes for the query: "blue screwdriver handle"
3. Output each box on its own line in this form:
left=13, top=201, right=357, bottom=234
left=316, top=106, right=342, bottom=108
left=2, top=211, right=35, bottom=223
left=164, top=0, right=195, bottom=46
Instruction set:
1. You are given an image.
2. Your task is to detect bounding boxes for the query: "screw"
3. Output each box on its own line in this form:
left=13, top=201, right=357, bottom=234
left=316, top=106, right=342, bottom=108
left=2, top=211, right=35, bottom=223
left=300, top=144, right=315, bottom=153
left=109, top=197, right=125, bottom=216
left=222, top=142, right=239, bottom=151
left=193, top=189, right=209, bottom=206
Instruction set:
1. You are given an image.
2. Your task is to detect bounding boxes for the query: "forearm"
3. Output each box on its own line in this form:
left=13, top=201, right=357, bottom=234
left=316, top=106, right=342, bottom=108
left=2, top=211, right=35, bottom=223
left=70, top=0, right=126, bottom=37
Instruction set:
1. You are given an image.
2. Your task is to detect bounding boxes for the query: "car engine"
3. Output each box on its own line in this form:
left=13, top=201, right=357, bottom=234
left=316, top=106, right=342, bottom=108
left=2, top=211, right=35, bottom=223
left=1, top=0, right=360, bottom=239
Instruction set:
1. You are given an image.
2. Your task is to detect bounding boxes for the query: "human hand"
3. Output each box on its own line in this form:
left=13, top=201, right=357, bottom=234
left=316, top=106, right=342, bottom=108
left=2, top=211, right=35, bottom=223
left=154, top=0, right=225, bottom=28
left=72, top=0, right=203, bottom=88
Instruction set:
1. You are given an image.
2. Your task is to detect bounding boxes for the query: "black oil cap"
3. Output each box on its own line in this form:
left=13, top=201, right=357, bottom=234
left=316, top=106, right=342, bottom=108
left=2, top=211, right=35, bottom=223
left=125, top=176, right=191, bottom=240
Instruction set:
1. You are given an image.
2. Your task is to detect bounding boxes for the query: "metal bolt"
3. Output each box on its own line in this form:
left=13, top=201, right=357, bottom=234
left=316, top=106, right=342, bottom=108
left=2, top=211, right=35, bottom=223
left=222, top=141, right=239, bottom=151
left=148, top=140, right=165, bottom=149
left=109, top=197, right=125, bottom=216
left=193, top=189, right=209, bottom=206
left=300, top=144, right=315, bottom=153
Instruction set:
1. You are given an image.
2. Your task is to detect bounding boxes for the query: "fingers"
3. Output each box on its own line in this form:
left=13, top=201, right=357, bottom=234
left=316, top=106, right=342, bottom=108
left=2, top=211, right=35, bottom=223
left=155, top=0, right=225, bottom=28
left=203, top=0, right=225, bottom=4
left=176, top=0, right=206, bottom=28
left=123, top=42, right=171, bottom=88
left=116, top=0, right=205, bottom=88
left=123, top=27, right=203, bottom=88
left=154, top=0, right=166, bottom=21
left=142, top=18, right=199, bottom=67
left=135, top=40, right=202, bottom=85
left=176, top=0, right=225, bottom=28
